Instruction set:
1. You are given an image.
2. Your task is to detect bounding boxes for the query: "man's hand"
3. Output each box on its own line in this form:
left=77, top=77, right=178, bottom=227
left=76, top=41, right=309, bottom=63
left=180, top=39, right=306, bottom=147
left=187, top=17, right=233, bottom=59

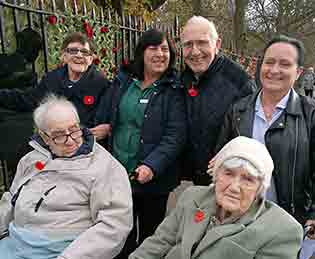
left=89, top=123, right=111, bottom=140
left=135, top=165, right=154, bottom=184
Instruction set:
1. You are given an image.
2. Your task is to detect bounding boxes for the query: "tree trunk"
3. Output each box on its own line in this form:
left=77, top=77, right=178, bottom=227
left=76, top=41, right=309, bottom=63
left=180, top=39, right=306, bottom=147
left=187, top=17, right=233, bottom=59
left=192, top=0, right=202, bottom=15
left=233, top=0, right=248, bottom=53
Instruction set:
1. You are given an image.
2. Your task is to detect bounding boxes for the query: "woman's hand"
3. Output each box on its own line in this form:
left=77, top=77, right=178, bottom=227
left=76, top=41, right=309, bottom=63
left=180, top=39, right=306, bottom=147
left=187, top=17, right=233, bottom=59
left=207, top=157, right=216, bottom=174
left=135, top=165, right=154, bottom=184
left=89, top=123, right=111, bottom=140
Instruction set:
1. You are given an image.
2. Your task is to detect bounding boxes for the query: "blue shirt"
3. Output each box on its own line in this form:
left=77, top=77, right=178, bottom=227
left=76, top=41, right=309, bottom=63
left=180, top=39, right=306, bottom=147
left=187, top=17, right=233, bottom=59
left=0, top=223, right=75, bottom=259
left=252, top=90, right=291, bottom=203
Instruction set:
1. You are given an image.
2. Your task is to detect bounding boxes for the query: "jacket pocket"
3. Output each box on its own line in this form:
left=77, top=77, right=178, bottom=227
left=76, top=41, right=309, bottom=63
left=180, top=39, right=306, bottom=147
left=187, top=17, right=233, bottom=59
left=165, top=245, right=181, bottom=259
left=196, top=238, right=255, bottom=259
left=215, top=238, right=255, bottom=259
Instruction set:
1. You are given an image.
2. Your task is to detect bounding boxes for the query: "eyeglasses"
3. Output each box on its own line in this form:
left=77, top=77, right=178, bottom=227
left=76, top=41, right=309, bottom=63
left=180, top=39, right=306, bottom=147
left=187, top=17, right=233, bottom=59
left=181, top=40, right=212, bottom=50
left=65, top=47, right=92, bottom=57
left=43, top=128, right=83, bottom=145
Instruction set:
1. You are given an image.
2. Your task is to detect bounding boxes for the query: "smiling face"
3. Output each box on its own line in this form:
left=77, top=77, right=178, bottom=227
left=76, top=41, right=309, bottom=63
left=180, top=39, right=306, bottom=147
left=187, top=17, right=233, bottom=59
left=260, top=42, right=302, bottom=95
left=215, top=166, right=261, bottom=219
left=143, top=39, right=170, bottom=78
left=63, top=42, right=93, bottom=81
left=41, top=107, right=83, bottom=157
left=181, top=22, right=221, bottom=76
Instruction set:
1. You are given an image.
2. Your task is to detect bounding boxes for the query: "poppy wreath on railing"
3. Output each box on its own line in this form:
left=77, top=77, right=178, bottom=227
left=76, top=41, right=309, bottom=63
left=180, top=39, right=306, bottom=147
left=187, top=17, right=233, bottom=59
left=46, top=11, right=121, bottom=79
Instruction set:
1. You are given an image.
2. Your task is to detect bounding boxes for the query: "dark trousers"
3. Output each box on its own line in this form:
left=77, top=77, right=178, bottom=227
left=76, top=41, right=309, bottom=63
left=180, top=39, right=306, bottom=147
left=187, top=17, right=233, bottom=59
left=114, top=193, right=169, bottom=259
left=192, top=171, right=212, bottom=186
left=305, top=89, right=313, bottom=98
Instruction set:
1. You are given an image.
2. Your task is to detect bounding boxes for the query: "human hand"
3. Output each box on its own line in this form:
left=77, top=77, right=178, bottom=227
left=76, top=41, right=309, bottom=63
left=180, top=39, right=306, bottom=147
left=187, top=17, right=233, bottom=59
left=89, top=124, right=111, bottom=140
left=305, top=220, right=315, bottom=239
left=135, top=165, right=154, bottom=184
left=207, top=157, right=216, bottom=174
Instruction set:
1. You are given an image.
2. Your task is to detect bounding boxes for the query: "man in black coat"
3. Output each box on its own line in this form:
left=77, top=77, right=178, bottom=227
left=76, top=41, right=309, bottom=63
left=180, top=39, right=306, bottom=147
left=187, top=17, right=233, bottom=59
left=180, top=16, right=255, bottom=185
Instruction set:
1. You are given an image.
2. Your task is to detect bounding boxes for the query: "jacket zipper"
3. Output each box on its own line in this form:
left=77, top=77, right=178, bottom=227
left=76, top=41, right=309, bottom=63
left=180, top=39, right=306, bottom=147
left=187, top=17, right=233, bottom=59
left=291, top=117, right=299, bottom=215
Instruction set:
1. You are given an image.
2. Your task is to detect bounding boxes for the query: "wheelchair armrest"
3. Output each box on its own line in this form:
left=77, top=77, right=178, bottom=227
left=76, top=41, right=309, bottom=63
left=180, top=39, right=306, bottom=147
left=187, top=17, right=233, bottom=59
left=0, top=230, right=8, bottom=240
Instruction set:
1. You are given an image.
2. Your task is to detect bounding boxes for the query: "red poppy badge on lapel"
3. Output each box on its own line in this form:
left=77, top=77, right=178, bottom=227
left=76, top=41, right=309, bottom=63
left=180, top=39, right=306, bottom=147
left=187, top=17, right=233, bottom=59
left=194, top=209, right=205, bottom=223
left=188, top=83, right=199, bottom=97
left=84, top=95, right=94, bottom=105
left=35, top=161, right=45, bottom=171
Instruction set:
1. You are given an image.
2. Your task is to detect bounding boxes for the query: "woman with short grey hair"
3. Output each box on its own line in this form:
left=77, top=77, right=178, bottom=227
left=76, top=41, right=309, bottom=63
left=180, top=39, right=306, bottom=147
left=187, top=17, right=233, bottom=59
left=129, top=136, right=303, bottom=259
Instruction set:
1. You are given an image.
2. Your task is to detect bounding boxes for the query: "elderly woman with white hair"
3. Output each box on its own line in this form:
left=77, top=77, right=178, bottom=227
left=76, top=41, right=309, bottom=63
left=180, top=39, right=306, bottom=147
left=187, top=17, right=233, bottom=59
left=0, top=95, right=133, bottom=259
left=129, top=136, right=303, bottom=259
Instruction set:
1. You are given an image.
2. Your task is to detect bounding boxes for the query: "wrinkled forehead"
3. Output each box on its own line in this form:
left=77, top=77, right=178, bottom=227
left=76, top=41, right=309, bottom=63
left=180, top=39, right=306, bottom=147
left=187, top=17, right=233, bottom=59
left=45, top=108, right=79, bottom=132
left=264, top=42, right=299, bottom=62
left=181, top=23, right=212, bottom=43
left=217, top=157, right=261, bottom=179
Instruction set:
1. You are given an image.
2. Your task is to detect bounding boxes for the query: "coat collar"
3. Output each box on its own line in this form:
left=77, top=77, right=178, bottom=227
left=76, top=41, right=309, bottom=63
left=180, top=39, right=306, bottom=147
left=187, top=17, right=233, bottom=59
left=57, top=64, right=97, bottom=87
left=28, top=128, right=95, bottom=171
left=182, top=185, right=265, bottom=259
left=116, top=66, right=181, bottom=91
left=239, top=88, right=303, bottom=117
left=181, top=54, right=223, bottom=89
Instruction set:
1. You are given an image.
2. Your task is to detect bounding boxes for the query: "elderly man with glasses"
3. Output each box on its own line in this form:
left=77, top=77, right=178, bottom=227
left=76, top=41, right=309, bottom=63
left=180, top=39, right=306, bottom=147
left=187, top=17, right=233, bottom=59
left=179, top=16, right=256, bottom=186
left=0, top=95, right=133, bottom=259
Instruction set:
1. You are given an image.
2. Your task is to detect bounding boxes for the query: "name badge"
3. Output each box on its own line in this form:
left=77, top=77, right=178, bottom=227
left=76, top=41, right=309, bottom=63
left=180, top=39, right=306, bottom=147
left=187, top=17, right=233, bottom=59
left=139, top=99, right=149, bottom=104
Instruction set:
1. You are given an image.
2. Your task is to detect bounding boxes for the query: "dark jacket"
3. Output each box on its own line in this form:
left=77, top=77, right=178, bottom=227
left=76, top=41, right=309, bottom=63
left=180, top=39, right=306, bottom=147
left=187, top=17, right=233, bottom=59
left=215, top=90, right=315, bottom=224
left=104, top=67, right=187, bottom=194
left=0, top=64, right=109, bottom=127
left=180, top=54, right=255, bottom=183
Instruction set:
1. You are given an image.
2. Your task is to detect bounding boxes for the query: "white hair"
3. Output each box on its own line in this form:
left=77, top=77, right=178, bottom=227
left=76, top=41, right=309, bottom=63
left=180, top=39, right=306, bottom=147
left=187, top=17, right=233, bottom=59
left=33, top=94, right=80, bottom=131
left=213, top=157, right=270, bottom=198
left=182, top=16, right=219, bottom=45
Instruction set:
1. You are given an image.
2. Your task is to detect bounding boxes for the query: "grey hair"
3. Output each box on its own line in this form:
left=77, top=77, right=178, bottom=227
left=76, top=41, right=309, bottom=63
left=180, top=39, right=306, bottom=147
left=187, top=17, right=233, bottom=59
left=33, top=94, right=80, bottom=131
left=213, top=157, right=270, bottom=198
left=182, top=16, right=219, bottom=45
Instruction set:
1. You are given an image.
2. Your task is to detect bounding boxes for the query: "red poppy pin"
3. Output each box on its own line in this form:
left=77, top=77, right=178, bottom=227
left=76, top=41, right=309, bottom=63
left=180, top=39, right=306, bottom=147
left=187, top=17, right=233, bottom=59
left=188, top=83, right=198, bottom=97
left=84, top=95, right=94, bottom=105
left=35, top=161, right=45, bottom=171
left=194, top=210, right=205, bottom=223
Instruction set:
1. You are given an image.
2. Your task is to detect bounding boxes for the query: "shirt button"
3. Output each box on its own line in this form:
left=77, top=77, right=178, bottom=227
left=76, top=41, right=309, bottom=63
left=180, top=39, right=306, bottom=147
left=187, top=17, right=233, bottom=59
left=144, top=114, right=148, bottom=118
left=279, top=122, right=284, bottom=127
left=140, top=139, right=144, bottom=144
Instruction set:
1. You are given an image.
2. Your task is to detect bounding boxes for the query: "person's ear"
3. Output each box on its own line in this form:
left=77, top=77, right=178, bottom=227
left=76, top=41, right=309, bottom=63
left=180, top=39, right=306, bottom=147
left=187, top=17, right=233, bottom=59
left=39, top=130, right=50, bottom=145
left=87, top=54, right=94, bottom=66
left=296, top=67, right=303, bottom=81
left=215, top=38, right=222, bottom=51
left=61, top=51, right=70, bottom=66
